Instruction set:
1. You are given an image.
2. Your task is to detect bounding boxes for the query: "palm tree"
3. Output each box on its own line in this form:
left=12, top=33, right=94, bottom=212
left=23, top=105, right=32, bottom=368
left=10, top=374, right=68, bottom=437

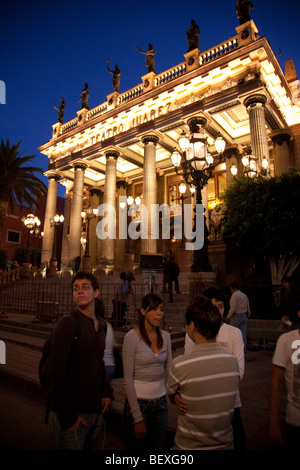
left=0, top=139, right=47, bottom=248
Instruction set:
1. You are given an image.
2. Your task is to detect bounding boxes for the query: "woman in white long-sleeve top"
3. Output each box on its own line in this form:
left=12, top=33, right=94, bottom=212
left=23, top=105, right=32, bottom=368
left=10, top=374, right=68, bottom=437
left=122, top=293, right=172, bottom=452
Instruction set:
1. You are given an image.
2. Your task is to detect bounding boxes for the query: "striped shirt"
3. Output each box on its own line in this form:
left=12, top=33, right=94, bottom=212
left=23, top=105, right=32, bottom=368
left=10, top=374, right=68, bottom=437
left=167, top=342, right=239, bottom=450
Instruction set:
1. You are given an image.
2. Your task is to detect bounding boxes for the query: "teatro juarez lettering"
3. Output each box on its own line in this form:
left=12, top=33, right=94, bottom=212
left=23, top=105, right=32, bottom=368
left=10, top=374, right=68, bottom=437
left=54, top=96, right=199, bottom=156
left=89, top=101, right=175, bottom=145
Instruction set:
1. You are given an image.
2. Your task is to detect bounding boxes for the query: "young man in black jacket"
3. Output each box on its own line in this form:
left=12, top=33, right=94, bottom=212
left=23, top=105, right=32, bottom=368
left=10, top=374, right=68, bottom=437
left=48, top=271, right=114, bottom=450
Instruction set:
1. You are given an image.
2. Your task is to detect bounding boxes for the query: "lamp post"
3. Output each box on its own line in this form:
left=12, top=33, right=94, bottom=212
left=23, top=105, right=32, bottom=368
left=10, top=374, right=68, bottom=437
left=171, top=116, right=226, bottom=273
left=31, top=218, right=41, bottom=273
left=21, top=213, right=40, bottom=279
left=230, top=148, right=269, bottom=177
left=170, top=181, right=195, bottom=248
left=81, top=206, right=97, bottom=271
left=48, top=213, right=64, bottom=277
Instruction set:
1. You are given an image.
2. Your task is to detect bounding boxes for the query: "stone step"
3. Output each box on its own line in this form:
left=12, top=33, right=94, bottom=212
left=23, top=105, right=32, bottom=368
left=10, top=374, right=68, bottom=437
left=0, top=322, right=52, bottom=340
left=0, top=329, right=47, bottom=351
left=0, top=316, right=185, bottom=353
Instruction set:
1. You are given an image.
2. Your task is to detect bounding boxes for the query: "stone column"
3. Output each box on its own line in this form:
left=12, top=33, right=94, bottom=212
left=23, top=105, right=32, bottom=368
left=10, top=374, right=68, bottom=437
left=115, top=181, right=127, bottom=270
left=100, top=151, right=119, bottom=266
left=89, top=189, right=101, bottom=267
left=68, top=163, right=86, bottom=263
left=141, top=135, right=158, bottom=254
left=272, top=134, right=291, bottom=176
left=41, top=174, right=60, bottom=263
left=244, top=94, right=270, bottom=168
left=60, top=193, right=71, bottom=266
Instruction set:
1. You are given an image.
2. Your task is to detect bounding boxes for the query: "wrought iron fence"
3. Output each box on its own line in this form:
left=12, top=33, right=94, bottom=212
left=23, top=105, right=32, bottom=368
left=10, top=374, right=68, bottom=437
left=0, top=278, right=167, bottom=324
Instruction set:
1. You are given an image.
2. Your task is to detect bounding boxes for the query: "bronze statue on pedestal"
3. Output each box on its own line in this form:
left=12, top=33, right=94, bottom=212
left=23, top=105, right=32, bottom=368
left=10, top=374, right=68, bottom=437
left=235, top=0, right=254, bottom=25
left=186, top=19, right=200, bottom=52
left=136, top=44, right=156, bottom=74
left=54, top=97, right=65, bottom=124
left=107, top=59, right=121, bottom=93
left=78, top=83, right=90, bottom=110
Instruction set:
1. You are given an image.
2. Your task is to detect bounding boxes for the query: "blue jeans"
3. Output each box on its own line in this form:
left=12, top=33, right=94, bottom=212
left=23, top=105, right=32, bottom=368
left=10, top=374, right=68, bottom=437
left=51, top=411, right=103, bottom=450
left=230, top=313, right=248, bottom=352
left=123, top=396, right=168, bottom=452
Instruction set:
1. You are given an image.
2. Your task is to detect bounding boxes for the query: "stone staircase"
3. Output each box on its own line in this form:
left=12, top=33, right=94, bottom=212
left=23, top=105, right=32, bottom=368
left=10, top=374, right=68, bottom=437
left=0, top=272, right=285, bottom=355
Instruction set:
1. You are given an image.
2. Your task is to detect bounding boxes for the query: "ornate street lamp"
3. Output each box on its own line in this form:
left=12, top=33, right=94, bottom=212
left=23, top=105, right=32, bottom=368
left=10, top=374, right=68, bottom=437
left=231, top=148, right=269, bottom=177
left=48, top=212, right=64, bottom=277
left=21, top=213, right=40, bottom=278
left=31, top=218, right=41, bottom=270
left=171, top=116, right=226, bottom=272
left=81, top=206, right=97, bottom=271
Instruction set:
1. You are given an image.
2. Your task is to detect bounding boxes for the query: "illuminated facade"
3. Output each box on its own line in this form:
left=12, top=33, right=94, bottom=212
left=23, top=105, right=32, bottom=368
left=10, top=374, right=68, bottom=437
left=39, top=20, right=300, bottom=278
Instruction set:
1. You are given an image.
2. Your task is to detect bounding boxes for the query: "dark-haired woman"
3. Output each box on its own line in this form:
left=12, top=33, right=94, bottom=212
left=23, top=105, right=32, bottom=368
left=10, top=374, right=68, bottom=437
left=122, top=293, right=172, bottom=451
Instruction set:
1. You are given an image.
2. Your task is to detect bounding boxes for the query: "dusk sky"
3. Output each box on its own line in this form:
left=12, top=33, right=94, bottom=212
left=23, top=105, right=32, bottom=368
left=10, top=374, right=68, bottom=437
left=1, top=0, right=299, bottom=198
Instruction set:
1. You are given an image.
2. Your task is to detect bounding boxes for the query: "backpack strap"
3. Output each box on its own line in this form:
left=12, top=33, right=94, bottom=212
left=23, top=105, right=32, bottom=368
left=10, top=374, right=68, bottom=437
left=44, top=313, right=78, bottom=424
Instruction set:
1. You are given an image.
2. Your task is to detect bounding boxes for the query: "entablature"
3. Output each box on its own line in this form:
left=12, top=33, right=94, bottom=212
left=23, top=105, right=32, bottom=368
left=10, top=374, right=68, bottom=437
left=39, top=20, right=300, bottom=190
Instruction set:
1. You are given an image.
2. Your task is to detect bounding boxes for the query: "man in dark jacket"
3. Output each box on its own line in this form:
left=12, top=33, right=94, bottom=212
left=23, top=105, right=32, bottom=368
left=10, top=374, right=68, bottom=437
left=48, top=271, right=114, bottom=450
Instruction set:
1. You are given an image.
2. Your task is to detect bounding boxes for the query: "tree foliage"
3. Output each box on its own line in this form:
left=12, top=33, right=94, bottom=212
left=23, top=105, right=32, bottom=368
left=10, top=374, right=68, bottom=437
left=222, top=169, right=300, bottom=282
left=0, top=139, right=47, bottom=248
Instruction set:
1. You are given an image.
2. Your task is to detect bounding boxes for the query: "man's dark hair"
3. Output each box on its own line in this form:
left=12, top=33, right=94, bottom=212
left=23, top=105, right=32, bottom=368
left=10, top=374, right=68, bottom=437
left=185, top=295, right=222, bottom=341
left=230, top=282, right=240, bottom=290
left=203, top=287, right=225, bottom=303
left=71, top=271, right=99, bottom=291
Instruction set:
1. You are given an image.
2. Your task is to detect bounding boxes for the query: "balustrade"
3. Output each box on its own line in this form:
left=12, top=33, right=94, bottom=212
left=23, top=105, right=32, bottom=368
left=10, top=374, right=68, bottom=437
left=54, top=35, right=239, bottom=134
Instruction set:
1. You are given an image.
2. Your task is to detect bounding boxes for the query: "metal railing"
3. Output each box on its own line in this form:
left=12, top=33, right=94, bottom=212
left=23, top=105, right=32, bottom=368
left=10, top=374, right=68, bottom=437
left=0, top=278, right=167, bottom=324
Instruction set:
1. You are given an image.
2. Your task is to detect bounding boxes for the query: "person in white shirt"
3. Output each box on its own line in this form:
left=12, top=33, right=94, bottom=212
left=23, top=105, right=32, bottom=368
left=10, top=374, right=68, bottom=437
left=270, top=306, right=300, bottom=448
left=184, top=287, right=246, bottom=449
left=226, top=283, right=250, bottom=353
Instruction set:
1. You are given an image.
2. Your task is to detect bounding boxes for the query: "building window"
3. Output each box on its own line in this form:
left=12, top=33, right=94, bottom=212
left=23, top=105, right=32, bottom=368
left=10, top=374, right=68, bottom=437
left=6, top=230, right=21, bottom=244
left=207, top=172, right=227, bottom=210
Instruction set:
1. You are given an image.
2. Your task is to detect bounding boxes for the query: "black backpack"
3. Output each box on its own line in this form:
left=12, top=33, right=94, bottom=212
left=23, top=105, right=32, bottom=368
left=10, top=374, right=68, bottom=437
left=39, top=314, right=78, bottom=424
left=39, top=314, right=78, bottom=388
left=39, top=313, right=107, bottom=423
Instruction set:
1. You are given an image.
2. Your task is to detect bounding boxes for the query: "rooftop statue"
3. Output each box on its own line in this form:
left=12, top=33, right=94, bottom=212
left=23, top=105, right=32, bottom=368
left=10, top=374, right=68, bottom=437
left=54, top=97, right=65, bottom=124
left=107, top=59, right=121, bottom=93
left=78, top=83, right=90, bottom=110
left=186, top=19, right=200, bottom=52
left=136, top=44, right=156, bottom=74
left=235, top=0, right=254, bottom=25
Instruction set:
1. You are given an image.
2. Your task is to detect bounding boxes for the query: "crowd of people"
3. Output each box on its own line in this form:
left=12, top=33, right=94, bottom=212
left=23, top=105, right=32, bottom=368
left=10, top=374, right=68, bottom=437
left=43, top=269, right=300, bottom=451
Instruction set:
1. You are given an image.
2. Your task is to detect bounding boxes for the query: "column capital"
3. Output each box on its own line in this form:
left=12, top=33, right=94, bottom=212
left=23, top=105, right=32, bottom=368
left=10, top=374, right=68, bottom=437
left=223, top=147, right=240, bottom=159
left=243, top=94, right=267, bottom=109
left=141, top=135, right=159, bottom=146
left=116, top=180, right=128, bottom=190
left=105, top=150, right=119, bottom=160
left=73, top=162, right=87, bottom=171
left=90, top=188, right=103, bottom=197
left=47, top=173, right=60, bottom=182
left=187, top=116, right=207, bottom=133
left=271, top=133, right=291, bottom=147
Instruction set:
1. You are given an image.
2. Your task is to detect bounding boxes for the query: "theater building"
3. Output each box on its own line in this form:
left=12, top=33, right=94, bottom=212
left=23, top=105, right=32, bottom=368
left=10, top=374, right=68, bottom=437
left=39, top=17, right=300, bottom=283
